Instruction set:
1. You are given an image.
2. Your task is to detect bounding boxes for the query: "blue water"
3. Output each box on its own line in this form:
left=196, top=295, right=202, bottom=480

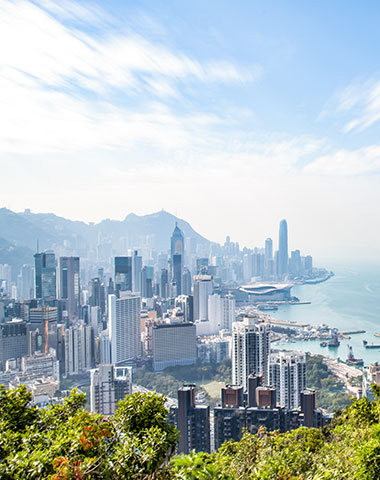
left=271, top=262, right=380, bottom=366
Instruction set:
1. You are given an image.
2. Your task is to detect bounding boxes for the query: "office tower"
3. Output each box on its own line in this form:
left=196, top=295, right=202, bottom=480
left=207, top=293, right=236, bottom=335
left=57, top=257, right=80, bottom=318
left=152, top=322, right=196, bottom=371
left=196, top=258, right=209, bottom=274
left=34, top=251, right=56, bottom=299
left=109, top=292, right=141, bottom=364
left=132, top=250, right=142, bottom=293
left=304, top=255, right=313, bottom=275
left=243, top=254, right=253, bottom=282
left=232, top=316, right=271, bottom=390
left=265, top=237, right=273, bottom=262
left=289, top=250, right=302, bottom=276
left=182, top=267, right=192, bottom=296
left=89, top=277, right=106, bottom=314
left=160, top=268, right=168, bottom=298
left=29, top=306, right=58, bottom=353
left=278, top=219, right=288, bottom=278
left=0, top=320, right=28, bottom=371
left=90, top=364, right=132, bottom=415
left=175, top=295, right=194, bottom=323
left=90, top=306, right=101, bottom=337
left=114, top=257, right=132, bottom=295
left=18, top=265, right=34, bottom=300
left=177, top=384, right=210, bottom=454
left=268, top=350, right=306, bottom=409
left=170, top=224, right=184, bottom=294
left=65, top=323, right=94, bottom=376
left=99, top=329, right=111, bottom=364
left=193, top=274, right=213, bottom=324
left=141, top=266, right=153, bottom=298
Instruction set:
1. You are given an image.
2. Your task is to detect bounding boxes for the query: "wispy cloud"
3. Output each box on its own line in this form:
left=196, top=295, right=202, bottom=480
left=320, top=78, right=380, bottom=133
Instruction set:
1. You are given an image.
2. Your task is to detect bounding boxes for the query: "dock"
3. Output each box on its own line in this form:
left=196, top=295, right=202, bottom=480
left=342, top=330, right=366, bottom=335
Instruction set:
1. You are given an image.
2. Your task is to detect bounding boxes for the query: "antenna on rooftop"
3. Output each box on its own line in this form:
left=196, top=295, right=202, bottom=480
left=36, top=239, right=39, bottom=254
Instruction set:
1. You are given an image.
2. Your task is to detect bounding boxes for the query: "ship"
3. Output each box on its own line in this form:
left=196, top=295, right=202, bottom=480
left=328, top=328, right=340, bottom=347
left=346, top=345, right=364, bottom=366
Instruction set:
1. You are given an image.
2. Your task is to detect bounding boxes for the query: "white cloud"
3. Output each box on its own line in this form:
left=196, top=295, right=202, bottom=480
left=304, top=145, right=380, bottom=176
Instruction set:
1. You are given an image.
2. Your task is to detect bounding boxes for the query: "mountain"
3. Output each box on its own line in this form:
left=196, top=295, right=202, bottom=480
left=0, top=238, right=34, bottom=278
left=0, top=208, right=210, bottom=260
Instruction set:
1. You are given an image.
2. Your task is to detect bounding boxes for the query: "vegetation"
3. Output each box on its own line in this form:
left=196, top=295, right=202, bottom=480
left=306, top=354, right=352, bottom=412
left=3, top=383, right=380, bottom=479
left=133, top=359, right=232, bottom=405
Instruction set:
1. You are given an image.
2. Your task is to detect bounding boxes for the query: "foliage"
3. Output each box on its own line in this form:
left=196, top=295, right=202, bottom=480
left=306, top=354, right=352, bottom=412
left=0, top=386, right=177, bottom=480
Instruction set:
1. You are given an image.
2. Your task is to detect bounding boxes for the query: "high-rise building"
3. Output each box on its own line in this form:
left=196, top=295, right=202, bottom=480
left=90, top=364, right=132, bottom=415
left=132, top=250, right=142, bottom=293
left=182, top=267, right=192, bottom=296
left=175, top=295, right=194, bottom=323
left=232, top=316, right=271, bottom=390
left=109, top=292, right=141, bottom=364
left=114, top=257, right=132, bottom=295
left=160, top=268, right=169, bottom=298
left=170, top=224, right=184, bottom=295
left=193, top=274, right=213, bottom=325
left=207, top=293, right=235, bottom=334
left=89, top=277, right=106, bottom=314
left=34, top=251, right=56, bottom=299
left=268, top=350, right=306, bottom=409
left=289, top=250, right=301, bottom=276
left=57, top=257, right=80, bottom=318
left=18, top=265, right=34, bottom=300
left=0, top=319, right=28, bottom=371
left=65, top=323, right=94, bottom=376
left=141, top=266, right=153, bottom=298
left=152, top=322, right=197, bottom=371
left=176, top=384, right=210, bottom=454
left=29, top=306, right=58, bottom=354
left=278, top=219, right=288, bottom=278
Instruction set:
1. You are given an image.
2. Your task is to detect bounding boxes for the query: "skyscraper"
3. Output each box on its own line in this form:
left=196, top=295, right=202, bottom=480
left=57, top=257, right=80, bottom=318
left=170, top=223, right=184, bottom=295
left=268, top=350, right=306, bottom=409
left=114, top=257, right=132, bottom=295
left=232, top=316, right=271, bottom=390
left=90, top=364, right=132, bottom=415
left=34, top=251, right=56, bottom=299
left=193, top=274, right=213, bottom=325
left=109, top=292, right=141, bottom=364
left=278, top=219, right=288, bottom=278
left=132, top=250, right=142, bottom=293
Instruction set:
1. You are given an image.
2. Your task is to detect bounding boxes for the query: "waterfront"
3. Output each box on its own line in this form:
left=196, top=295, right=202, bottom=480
left=272, top=261, right=380, bottom=366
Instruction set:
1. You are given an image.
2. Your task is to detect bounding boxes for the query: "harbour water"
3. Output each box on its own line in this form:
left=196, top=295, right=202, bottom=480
left=271, top=261, right=380, bottom=366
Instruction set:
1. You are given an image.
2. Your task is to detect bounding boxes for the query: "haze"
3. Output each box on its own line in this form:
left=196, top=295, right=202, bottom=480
left=1, top=0, right=380, bottom=260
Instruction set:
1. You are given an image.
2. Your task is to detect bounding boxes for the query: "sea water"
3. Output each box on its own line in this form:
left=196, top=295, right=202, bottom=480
left=271, top=261, right=380, bottom=366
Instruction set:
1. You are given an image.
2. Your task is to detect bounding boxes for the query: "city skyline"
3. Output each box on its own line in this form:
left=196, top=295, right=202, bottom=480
left=1, top=1, right=380, bottom=259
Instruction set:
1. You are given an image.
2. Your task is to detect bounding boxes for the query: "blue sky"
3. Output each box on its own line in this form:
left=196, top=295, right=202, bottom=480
left=1, top=0, right=380, bottom=259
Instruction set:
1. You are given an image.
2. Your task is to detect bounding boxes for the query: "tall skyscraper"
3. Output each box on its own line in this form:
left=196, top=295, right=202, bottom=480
left=114, top=257, right=132, bottom=295
left=141, top=266, right=153, bottom=298
left=232, top=316, right=271, bottom=390
left=65, top=322, right=94, bottom=376
left=132, top=250, right=142, bottom=293
left=208, top=293, right=236, bottom=333
left=268, top=350, right=306, bottom=409
left=34, top=251, right=56, bottom=299
left=278, top=219, right=288, bottom=278
left=57, top=257, right=80, bottom=318
left=160, top=268, right=169, bottom=298
left=193, top=274, right=213, bottom=324
left=109, top=292, right=141, bottom=364
left=90, top=364, right=132, bottom=415
left=170, top=223, right=184, bottom=295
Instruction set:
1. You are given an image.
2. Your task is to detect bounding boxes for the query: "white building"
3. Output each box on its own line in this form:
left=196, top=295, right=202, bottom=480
left=152, top=321, right=197, bottom=371
left=65, top=323, right=94, bottom=376
left=90, top=364, right=132, bottom=415
left=193, top=274, right=213, bottom=335
left=268, top=350, right=306, bottom=409
left=99, top=329, right=111, bottom=364
left=109, top=292, right=141, bottom=364
left=208, top=293, right=235, bottom=332
left=232, top=316, right=271, bottom=390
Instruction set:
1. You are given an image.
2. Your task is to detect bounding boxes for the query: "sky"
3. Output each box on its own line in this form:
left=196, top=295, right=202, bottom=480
left=1, top=0, right=380, bottom=260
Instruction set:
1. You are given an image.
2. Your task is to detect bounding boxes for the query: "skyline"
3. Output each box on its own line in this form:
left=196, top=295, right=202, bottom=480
left=2, top=1, right=380, bottom=259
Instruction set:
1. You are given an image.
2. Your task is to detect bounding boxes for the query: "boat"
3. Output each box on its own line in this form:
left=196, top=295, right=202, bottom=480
left=320, top=341, right=327, bottom=347
left=346, top=345, right=364, bottom=366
